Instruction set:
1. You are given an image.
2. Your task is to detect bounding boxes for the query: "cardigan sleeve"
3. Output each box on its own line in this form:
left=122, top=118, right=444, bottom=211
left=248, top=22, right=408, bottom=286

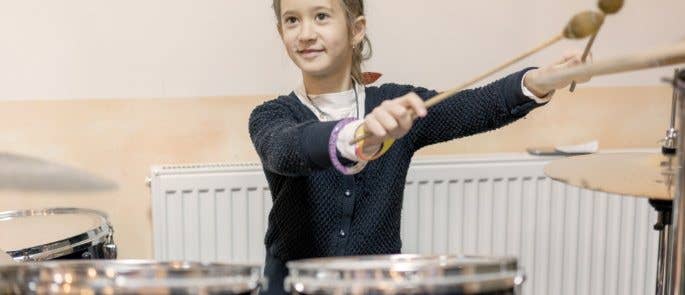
left=397, top=68, right=545, bottom=151
left=248, top=98, right=351, bottom=177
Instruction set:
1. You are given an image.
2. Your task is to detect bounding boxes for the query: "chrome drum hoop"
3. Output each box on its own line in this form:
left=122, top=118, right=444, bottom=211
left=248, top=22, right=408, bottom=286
left=0, top=208, right=116, bottom=262
left=285, top=254, right=525, bottom=294
left=0, top=260, right=263, bottom=294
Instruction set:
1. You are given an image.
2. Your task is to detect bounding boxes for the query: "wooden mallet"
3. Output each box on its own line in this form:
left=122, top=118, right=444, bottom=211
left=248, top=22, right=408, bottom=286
left=569, top=0, right=625, bottom=92
left=350, top=10, right=605, bottom=144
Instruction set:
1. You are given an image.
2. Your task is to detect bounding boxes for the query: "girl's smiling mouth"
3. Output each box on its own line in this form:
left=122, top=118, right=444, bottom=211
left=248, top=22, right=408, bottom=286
left=298, top=48, right=325, bottom=58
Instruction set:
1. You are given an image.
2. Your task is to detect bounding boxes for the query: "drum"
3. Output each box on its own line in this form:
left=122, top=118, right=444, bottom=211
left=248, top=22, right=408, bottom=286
left=285, top=254, right=524, bottom=295
left=0, top=260, right=263, bottom=294
left=0, top=208, right=117, bottom=262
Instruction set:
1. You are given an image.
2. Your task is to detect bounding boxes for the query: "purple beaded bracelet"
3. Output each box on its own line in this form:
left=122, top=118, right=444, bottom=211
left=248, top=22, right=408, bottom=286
left=329, top=118, right=367, bottom=175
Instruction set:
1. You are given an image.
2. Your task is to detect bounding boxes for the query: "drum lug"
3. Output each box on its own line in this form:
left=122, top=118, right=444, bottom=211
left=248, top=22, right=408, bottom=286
left=103, top=243, right=117, bottom=259
left=104, top=234, right=118, bottom=259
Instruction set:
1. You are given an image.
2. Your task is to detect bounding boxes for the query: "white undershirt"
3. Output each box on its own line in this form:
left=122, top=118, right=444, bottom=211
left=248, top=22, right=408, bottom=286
left=294, top=72, right=552, bottom=162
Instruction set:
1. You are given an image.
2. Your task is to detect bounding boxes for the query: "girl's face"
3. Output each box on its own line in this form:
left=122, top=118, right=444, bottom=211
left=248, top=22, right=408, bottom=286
left=278, top=0, right=364, bottom=80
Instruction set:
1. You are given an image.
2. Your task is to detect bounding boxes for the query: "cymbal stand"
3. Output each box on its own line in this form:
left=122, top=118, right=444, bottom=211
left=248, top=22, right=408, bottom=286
left=654, top=69, right=680, bottom=295
left=663, top=69, right=681, bottom=155
left=669, top=69, right=685, bottom=295
left=653, top=199, right=673, bottom=295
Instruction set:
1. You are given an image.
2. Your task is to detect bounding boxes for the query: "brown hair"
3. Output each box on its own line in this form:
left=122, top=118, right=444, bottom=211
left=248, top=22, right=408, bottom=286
left=272, top=0, right=372, bottom=83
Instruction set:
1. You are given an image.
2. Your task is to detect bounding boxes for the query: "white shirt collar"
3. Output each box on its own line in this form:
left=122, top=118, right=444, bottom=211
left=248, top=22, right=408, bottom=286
left=294, top=78, right=367, bottom=121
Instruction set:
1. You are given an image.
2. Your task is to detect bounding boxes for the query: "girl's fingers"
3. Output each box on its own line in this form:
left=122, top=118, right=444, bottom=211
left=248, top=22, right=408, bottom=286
left=373, top=106, right=404, bottom=138
left=364, top=114, right=387, bottom=138
left=386, top=102, right=412, bottom=131
left=363, top=92, right=429, bottom=141
left=401, top=93, right=427, bottom=117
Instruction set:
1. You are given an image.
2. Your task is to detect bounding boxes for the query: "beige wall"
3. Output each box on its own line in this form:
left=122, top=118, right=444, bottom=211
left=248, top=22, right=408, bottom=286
left=0, top=0, right=683, bottom=100
left=0, top=85, right=673, bottom=258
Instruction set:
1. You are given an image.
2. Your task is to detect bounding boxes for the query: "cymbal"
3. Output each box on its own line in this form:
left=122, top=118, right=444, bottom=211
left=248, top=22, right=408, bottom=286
left=0, top=152, right=117, bottom=192
left=544, top=152, right=676, bottom=200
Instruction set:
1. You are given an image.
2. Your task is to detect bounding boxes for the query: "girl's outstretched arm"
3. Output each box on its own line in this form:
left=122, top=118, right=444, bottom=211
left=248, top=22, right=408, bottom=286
left=249, top=98, right=353, bottom=177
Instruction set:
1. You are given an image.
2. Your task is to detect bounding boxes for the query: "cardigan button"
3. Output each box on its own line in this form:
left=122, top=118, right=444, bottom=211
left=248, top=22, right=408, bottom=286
left=344, top=190, right=351, bottom=197
left=339, top=230, right=346, bottom=237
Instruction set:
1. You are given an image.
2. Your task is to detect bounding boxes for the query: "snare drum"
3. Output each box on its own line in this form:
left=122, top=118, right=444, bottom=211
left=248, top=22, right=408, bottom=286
left=285, top=254, right=524, bottom=295
left=0, top=260, right=263, bottom=294
left=0, top=208, right=117, bottom=262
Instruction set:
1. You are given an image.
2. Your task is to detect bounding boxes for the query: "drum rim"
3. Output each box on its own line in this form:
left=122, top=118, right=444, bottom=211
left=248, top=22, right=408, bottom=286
left=286, top=271, right=525, bottom=293
left=0, top=207, right=113, bottom=261
left=286, top=254, right=518, bottom=271
left=0, top=259, right=263, bottom=293
left=285, top=254, right=522, bottom=293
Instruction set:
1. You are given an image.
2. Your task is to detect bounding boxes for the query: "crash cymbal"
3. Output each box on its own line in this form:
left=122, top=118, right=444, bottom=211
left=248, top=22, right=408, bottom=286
left=0, top=152, right=117, bottom=192
left=544, top=152, right=676, bottom=200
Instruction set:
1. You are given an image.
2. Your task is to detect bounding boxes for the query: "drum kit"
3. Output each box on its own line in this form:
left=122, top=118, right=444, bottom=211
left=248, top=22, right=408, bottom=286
left=1, top=1, right=685, bottom=294
left=0, top=156, right=267, bottom=293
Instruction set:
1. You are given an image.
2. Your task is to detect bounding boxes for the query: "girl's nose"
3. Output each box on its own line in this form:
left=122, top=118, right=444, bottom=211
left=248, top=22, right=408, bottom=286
left=298, top=22, right=316, bottom=42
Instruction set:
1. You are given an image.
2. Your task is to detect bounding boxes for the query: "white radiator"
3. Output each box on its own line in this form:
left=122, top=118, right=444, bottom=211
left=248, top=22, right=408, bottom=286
left=149, top=153, right=659, bottom=295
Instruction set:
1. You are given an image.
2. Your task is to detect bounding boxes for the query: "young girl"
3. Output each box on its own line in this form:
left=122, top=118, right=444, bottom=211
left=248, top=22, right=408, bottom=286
left=249, top=0, right=588, bottom=293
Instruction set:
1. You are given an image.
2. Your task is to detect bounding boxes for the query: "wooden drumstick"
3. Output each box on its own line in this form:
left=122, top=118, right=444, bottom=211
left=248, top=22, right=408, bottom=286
left=569, top=0, right=624, bottom=92
left=569, top=31, right=599, bottom=92
left=435, top=10, right=606, bottom=103
left=350, top=11, right=605, bottom=145
left=535, top=41, right=685, bottom=90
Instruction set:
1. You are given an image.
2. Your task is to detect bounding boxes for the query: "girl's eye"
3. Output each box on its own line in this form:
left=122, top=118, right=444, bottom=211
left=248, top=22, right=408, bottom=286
left=284, top=16, right=298, bottom=25
left=315, top=13, right=329, bottom=21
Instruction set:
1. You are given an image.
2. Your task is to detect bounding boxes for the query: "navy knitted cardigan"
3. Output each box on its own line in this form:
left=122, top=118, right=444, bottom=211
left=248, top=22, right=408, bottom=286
left=248, top=68, right=543, bottom=262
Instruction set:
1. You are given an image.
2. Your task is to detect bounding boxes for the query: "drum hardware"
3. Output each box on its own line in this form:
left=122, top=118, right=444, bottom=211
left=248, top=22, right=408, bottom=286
left=0, top=208, right=117, bottom=262
left=350, top=10, right=604, bottom=145
left=662, top=69, right=682, bottom=155
left=653, top=70, right=683, bottom=295
left=103, top=241, right=118, bottom=260
left=0, top=152, right=117, bottom=192
left=0, top=260, right=263, bottom=294
left=652, top=199, right=673, bottom=295
left=668, top=68, right=685, bottom=295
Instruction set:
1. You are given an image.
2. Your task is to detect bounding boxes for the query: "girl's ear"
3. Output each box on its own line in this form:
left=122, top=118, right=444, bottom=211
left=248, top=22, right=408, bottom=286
left=351, top=15, right=366, bottom=47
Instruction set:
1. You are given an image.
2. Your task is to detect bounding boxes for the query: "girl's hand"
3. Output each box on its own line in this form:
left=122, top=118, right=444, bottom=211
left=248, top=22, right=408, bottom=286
left=524, top=50, right=593, bottom=96
left=361, top=92, right=428, bottom=148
